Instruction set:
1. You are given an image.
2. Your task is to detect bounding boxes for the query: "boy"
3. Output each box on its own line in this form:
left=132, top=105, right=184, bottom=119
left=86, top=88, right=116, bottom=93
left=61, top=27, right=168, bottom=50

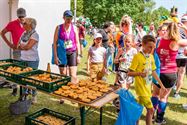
left=128, top=35, right=166, bottom=125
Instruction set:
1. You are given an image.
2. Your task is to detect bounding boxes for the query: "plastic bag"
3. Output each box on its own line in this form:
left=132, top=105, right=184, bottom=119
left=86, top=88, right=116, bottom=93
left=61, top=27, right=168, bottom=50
left=82, top=39, right=88, bottom=48
left=51, top=24, right=67, bottom=65
left=115, top=89, right=143, bottom=125
left=9, top=95, right=31, bottom=115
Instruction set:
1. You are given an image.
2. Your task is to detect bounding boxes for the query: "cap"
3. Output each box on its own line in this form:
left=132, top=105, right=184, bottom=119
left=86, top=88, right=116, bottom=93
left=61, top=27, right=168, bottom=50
left=63, top=10, right=73, bottom=17
left=181, top=16, right=187, bottom=22
left=94, top=33, right=102, bottom=39
left=17, top=8, right=26, bottom=18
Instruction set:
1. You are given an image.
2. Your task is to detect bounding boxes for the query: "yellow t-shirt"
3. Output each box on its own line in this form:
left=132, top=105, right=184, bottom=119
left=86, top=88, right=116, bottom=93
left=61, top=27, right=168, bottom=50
left=129, top=52, right=156, bottom=97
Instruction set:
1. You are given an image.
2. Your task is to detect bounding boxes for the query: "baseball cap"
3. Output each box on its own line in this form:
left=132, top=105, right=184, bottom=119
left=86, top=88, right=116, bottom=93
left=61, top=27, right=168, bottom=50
left=17, top=8, right=26, bottom=18
left=63, top=10, right=73, bottom=17
left=181, top=16, right=187, bottom=22
left=94, top=33, right=102, bottom=39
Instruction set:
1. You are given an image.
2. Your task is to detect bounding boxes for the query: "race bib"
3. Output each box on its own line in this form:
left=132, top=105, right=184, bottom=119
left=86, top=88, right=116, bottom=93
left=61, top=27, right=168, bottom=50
left=64, top=40, right=73, bottom=49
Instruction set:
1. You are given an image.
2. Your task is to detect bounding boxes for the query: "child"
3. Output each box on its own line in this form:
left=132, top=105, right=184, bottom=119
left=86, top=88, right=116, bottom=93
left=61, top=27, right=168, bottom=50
left=114, top=34, right=137, bottom=89
left=128, top=35, right=166, bottom=125
left=87, top=33, right=106, bottom=81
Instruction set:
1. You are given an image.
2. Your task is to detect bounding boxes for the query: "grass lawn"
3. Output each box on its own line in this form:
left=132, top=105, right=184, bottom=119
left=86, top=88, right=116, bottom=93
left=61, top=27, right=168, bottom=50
left=0, top=35, right=187, bottom=125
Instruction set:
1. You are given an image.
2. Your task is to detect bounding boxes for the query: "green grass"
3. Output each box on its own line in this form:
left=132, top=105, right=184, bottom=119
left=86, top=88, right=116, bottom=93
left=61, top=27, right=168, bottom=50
left=0, top=35, right=187, bottom=125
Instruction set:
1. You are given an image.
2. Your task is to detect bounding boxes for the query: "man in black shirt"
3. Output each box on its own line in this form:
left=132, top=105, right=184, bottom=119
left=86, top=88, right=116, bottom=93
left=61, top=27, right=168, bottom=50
left=98, top=22, right=113, bottom=49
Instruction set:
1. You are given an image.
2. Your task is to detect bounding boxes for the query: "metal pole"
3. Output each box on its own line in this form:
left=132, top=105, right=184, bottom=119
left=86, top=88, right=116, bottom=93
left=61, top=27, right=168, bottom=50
left=8, top=0, right=13, bottom=59
left=74, top=0, right=77, bottom=24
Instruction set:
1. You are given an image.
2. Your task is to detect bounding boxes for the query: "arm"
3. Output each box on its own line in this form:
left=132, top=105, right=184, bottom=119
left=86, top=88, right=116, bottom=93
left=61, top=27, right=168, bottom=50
left=178, top=39, right=187, bottom=47
left=152, top=70, right=166, bottom=90
left=128, top=69, right=146, bottom=77
left=87, top=52, right=90, bottom=73
left=114, top=48, right=123, bottom=64
left=75, top=26, right=80, bottom=56
left=1, top=28, right=15, bottom=49
left=19, top=39, right=37, bottom=50
left=53, top=26, right=59, bottom=65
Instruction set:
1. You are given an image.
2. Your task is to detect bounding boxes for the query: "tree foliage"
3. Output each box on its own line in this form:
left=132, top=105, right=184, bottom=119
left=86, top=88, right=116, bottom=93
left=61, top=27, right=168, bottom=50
left=71, top=0, right=170, bottom=28
left=71, top=0, right=84, bottom=17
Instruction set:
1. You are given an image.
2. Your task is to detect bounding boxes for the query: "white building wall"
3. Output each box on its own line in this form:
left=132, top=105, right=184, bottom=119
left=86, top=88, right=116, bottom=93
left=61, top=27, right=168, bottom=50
left=0, top=0, right=71, bottom=73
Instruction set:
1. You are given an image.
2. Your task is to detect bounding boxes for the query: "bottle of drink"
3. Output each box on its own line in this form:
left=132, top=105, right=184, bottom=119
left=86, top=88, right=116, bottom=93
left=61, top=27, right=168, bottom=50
left=47, top=63, right=51, bottom=72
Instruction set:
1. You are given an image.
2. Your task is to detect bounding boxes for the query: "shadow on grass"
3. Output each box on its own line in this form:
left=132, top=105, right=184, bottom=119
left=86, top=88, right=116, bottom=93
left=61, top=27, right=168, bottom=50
left=77, top=70, right=89, bottom=76
left=167, top=102, right=187, bottom=113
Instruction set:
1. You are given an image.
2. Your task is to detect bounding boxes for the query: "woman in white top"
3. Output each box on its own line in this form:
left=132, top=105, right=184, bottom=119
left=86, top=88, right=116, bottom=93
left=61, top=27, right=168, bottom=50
left=18, top=17, right=39, bottom=69
left=18, top=18, right=39, bottom=104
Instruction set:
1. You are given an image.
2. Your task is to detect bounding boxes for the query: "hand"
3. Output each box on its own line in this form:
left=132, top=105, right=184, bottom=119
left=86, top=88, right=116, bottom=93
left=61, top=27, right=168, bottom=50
left=77, top=56, right=81, bottom=64
left=160, top=85, right=168, bottom=92
left=54, top=57, right=59, bottom=65
left=178, top=22, right=187, bottom=30
left=139, top=72, right=147, bottom=78
left=119, top=58, right=126, bottom=62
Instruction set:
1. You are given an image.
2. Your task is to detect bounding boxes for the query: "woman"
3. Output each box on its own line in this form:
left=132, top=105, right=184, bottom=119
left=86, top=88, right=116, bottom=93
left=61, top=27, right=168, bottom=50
left=156, top=22, right=187, bottom=124
left=18, top=17, right=39, bottom=104
left=53, top=10, right=80, bottom=83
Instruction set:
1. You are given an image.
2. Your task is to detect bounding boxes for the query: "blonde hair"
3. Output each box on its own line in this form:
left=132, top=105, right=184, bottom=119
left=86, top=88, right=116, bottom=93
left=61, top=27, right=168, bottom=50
left=25, top=18, right=37, bottom=29
left=123, top=34, right=135, bottom=47
left=167, top=22, right=179, bottom=41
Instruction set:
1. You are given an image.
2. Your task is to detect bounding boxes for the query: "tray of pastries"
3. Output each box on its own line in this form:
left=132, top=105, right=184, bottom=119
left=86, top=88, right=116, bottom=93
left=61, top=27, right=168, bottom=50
left=54, top=79, right=118, bottom=104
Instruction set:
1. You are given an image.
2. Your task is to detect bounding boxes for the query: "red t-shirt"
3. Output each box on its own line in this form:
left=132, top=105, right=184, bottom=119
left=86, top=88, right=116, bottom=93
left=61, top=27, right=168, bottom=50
left=5, top=19, right=25, bottom=46
left=78, top=26, right=85, bottom=39
left=156, top=38, right=178, bottom=73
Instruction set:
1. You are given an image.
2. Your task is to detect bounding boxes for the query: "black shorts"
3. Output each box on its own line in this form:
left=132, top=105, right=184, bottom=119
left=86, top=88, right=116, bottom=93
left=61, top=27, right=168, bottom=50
left=176, top=59, right=186, bottom=67
left=160, top=73, right=177, bottom=88
left=59, top=51, right=77, bottom=67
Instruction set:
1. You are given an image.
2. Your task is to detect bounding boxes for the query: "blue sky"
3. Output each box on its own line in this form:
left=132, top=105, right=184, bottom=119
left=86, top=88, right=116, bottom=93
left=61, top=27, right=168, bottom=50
left=154, top=0, right=187, bottom=17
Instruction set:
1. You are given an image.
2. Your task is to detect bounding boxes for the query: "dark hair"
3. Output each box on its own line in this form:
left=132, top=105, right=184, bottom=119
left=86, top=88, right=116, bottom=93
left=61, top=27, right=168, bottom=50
left=142, top=35, right=156, bottom=44
left=137, top=22, right=144, bottom=28
left=103, top=22, right=112, bottom=29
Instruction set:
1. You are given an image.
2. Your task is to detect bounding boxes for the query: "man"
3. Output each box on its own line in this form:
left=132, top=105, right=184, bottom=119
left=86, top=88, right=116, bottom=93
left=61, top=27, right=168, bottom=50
left=0, top=8, right=26, bottom=96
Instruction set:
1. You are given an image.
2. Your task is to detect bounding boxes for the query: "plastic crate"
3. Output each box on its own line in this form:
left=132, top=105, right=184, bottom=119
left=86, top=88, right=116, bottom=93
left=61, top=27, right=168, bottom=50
left=25, top=108, right=75, bottom=125
left=0, top=59, right=26, bottom=66
left=20, top=70, right=71, bottom=93
left=0, top=64, right=35, bottom=82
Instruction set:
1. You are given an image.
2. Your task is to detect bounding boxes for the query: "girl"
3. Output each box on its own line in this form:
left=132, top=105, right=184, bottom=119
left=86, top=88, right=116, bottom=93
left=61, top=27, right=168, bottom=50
left=87, top=33, right=106, bottom=81
left=156, top=22, right=187, bottom=124
left=114, top=34, right=137, bottom=89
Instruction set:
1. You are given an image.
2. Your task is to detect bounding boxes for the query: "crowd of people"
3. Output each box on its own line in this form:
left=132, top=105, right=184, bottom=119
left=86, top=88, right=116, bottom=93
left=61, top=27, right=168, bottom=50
left=1, top=7, right=187, bottom=125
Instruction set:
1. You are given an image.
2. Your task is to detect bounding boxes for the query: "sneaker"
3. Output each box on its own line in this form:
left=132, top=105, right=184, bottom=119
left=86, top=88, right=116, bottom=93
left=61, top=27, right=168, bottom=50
left=173, top=85, right=177, bottom=91
left=182, top=104, right=187, bottom=110
left=31, top=96, right=37, bottom=104
left=174, top=93, right=181, bottom=99
left=155, top=119, right=166, bottom=124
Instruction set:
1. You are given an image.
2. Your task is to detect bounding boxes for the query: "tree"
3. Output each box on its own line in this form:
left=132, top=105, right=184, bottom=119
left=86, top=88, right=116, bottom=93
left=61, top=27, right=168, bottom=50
left=71, top=0, right=84, bottom=17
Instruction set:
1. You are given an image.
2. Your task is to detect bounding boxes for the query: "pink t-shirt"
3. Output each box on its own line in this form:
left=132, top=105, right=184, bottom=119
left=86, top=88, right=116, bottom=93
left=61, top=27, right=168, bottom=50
left=156, top=38, right=178, bottom=73
left=5, top=19, right=25, bottom=46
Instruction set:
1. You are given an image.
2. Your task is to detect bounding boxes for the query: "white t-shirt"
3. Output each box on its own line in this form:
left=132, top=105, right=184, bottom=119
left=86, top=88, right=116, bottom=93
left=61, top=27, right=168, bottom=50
left=20, top=32, right=39, bottom=61
left=119, top=47, right=137, bottom=71
left=89, top=46, right=106, bottom=63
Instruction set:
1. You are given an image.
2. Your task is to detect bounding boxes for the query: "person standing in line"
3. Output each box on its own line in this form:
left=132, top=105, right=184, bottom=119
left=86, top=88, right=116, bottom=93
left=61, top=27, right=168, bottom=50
left=77, top=22, right=86, bottom=57
left=53, top=10, right=81, bottom=83
left=0, top=8, right=26, bottom=96
left=174, top=15, right=187, bottom=98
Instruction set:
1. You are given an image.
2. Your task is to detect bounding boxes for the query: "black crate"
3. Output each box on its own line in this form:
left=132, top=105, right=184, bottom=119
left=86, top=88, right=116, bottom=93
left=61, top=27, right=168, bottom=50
left=25, top=108, right=76, bottom=125
left=20, top=70, right=71, bottom=93
left=0, top=64, right=35, bottom=82
left=0, top=59, right=26, bottom=66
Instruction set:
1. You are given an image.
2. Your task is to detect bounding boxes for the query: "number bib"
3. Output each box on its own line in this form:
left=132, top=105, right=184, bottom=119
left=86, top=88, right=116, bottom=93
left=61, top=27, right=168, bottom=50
left=64, top=40, right=73, bottom=49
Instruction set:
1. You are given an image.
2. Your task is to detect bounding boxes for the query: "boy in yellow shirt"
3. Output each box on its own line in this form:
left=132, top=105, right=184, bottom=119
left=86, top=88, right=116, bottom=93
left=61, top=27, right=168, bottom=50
left=128, top=35, right=166, bottom=125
